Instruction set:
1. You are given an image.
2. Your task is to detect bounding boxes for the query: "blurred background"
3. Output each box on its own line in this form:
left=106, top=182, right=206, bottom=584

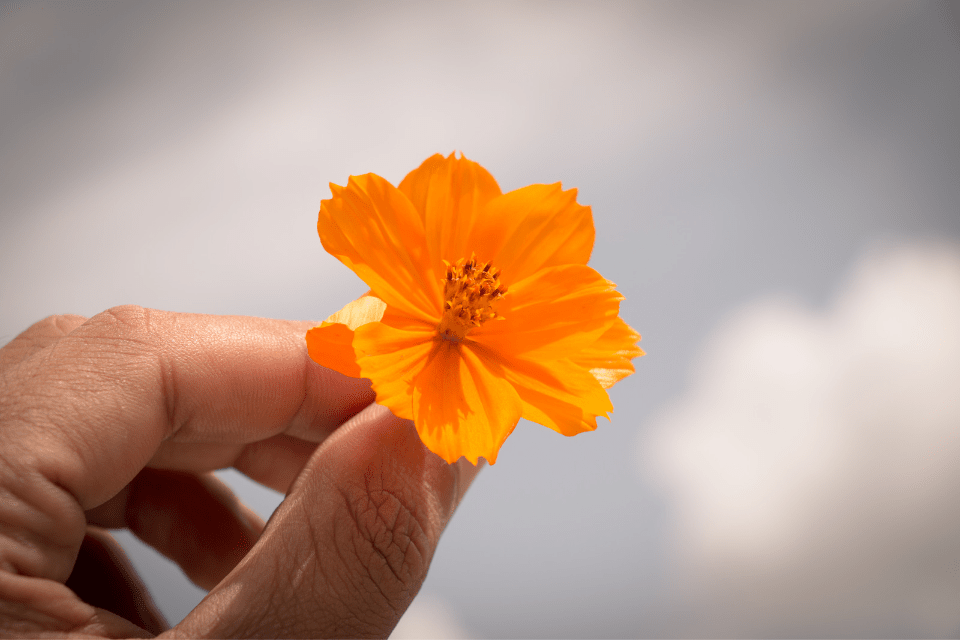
left=2, top=1, right=960, bottom=637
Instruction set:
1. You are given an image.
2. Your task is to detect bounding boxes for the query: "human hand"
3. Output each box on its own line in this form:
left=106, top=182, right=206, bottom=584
left=0, top=306, right=480, bottom=638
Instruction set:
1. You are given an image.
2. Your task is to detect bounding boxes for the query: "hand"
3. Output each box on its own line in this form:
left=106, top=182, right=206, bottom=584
left=0, top=306, right=480, bottom=638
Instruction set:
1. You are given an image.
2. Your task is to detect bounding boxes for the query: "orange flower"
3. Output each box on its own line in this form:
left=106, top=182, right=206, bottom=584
left=306, top=153, right=643, bottom=464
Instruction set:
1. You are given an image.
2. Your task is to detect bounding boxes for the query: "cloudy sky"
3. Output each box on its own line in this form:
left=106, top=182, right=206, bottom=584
left=2, top=1, right=959, bottom=637
left=642, top=244, right=960, bottom=637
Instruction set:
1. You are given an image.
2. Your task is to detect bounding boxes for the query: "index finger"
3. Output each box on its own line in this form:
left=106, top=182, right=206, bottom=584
left=0, top=305, right=374, bottom=513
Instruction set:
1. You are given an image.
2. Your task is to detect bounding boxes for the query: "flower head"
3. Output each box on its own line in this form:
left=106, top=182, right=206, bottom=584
left=307, top=153, right=643, bottom=464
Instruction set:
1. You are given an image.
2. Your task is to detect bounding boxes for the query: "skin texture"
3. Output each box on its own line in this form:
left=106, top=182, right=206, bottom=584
left=0, top=307, right=480, bottom=638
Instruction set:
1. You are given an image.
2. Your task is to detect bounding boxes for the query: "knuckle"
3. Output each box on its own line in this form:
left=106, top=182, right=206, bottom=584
left=38, top=314, right=87, bottom=334
left=94, top=305, right=152, bottom=332
left=28, top=315, right=69, bottom=335
left=83, top=305, right=158, bottom=352
left=49, top=314, right=88, bottom=335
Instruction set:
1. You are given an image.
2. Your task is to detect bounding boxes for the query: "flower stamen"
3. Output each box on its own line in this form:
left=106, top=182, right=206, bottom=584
left=438, top=252, right=506, bottom=341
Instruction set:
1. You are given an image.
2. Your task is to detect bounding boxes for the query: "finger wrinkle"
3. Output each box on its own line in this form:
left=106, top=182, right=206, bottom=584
left=288, top=350, right=322, bottom=437
left=0, top=456, right=85, bottom=582
left=344, top=487, right=408, bottom=590
left=335, top=476, right=430, bottom=610
left=158, top=348, right=186, bottom=440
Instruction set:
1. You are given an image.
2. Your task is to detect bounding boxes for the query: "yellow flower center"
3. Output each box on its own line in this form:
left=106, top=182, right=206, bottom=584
left=437, top=253, right=507, bottom=341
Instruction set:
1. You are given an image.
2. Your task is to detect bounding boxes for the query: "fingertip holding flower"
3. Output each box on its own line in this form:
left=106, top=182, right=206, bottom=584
left=305, top=152, right=642, bottom=464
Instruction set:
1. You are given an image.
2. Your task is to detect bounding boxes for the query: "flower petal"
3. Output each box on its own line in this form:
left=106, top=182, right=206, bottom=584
left=305, top=295, right=387, bottom=378
left=306, top=322, right=360, bottom=378
left=473, top=264, right=622, bottom=362
left=398, top=152, right=502, bottom=267
left=324, top=294, right=387, bottom=330
left=479, top=344, right=613, bottom=436
left=318, top=174, right=441, bottom=323
left=469, top=183, right=594, bottom=285
left=412, top=341, right=522, bottom=465
left=353, top=320, right=436, bottom=420
left=570, top=317, right=645, bottom=389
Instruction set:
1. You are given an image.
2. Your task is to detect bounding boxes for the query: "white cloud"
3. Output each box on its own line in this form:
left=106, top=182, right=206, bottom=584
left=640, top=243, right=960, bottom=637
left=390, top=592, right=473, bottom=640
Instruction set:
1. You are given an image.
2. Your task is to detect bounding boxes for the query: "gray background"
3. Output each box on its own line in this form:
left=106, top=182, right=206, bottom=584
left=2, top=1, right=960, bottom=637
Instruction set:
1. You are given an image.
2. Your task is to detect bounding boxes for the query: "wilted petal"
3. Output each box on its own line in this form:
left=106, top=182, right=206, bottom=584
left=324, top=293, right=387, bottom=329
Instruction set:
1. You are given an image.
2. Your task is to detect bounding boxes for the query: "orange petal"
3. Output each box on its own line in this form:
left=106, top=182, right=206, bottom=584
left=469, top=183, right=594, bottom=285
left=398, top=152, right=502, bottom=267
left=571, top=317, right=644, bottom=389
left=318, top=174, right=441, bottom=323
left=473, top=264, right=622, bottom=362
left=306, top=322, right=361, bottom=378
left=411, top=341, right=522, bottom=465
left=305, top=295, right=387, bottom=378
left=478, top=343, right=613, bottom=437
left=353, top=319, right=435, bottom=421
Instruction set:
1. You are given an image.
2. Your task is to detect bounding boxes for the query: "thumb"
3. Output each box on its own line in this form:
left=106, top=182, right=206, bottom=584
left=166, top=404, right=481, bottom=639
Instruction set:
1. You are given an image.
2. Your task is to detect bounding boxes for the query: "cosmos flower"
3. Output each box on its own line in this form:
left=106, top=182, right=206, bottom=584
left=307, top=153, right=642, bottom=464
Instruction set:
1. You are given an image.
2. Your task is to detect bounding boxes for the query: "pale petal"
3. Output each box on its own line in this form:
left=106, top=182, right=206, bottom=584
left=324, top=294, right=387, bottom=329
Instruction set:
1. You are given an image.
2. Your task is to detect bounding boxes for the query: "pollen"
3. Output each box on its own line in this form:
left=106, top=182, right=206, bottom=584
left=437, top=252, right=507, bottom=340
